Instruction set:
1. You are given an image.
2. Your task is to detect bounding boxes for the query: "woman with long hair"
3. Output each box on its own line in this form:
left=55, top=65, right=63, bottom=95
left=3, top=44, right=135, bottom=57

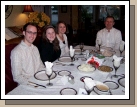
left=56, top=21, right=69, bottom=56
left=38, top=25, right=61, bottom=63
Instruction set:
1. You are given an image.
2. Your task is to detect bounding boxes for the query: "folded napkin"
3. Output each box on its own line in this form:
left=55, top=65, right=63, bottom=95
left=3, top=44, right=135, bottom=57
left=86, top=56, right=104, bottom=68
left=78, top=88, right=88, bottom=95
left=113, top=55, right=123, bottom=62
left=84, top=78, right=96, bottom=90
left=70, top=45, right=75, bottom=57
left=44, top=61, right=53, bottom=75
left=61, top=75, right=68, bottom=85
left=112, top=55, right=123, bottom=67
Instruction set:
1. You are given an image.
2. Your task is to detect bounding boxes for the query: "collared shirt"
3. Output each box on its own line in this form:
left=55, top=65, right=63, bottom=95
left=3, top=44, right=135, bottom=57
left=57, top=34, right=69, bottom=56
left=96, top=27, right=122, bottom=50
left=10, top=40, right=45, bottom=85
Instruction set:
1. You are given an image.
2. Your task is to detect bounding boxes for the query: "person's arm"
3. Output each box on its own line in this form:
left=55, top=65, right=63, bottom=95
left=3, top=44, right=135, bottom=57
left=35, top=47, right=46, bottom=70
left=114, top=31, right=122, bottom=50
left=10, top=49, right=29, bottom=85
left=95, top=31, right=102, bottom=48
left=64, top=34, right=69, bottom=52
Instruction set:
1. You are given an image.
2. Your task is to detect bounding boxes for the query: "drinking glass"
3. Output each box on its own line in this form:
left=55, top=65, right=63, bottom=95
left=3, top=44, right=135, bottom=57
left=46, top=69, right=53, bottom=86
left=119, top=44, right=125, bottom=64
left=84, top=83, right=94, bottom=95
left=111, top=60, right=120, bottom=79
left=119, top=44, right=124, bottom=57
left=79, top=43, right=84, bottom=55
left=69, top=52, right=75, bottom=66
left=97, top=40, right=101, bottom=52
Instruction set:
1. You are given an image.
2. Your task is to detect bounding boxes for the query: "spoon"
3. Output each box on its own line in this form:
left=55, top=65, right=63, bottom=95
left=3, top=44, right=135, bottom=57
left=27, top=83, right=38, bottom=88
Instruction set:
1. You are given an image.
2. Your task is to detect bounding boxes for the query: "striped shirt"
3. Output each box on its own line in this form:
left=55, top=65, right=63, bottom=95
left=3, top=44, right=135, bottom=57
left=10, top=40, right=45, bottom=85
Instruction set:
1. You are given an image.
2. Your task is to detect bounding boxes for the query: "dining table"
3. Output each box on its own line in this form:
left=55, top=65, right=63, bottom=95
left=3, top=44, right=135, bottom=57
left=7, top=45, right=125, bottom=96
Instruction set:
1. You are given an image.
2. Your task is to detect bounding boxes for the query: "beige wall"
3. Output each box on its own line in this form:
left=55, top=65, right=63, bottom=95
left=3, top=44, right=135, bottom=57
left=5, top=5, right=28, bottom=27
left=5, top=5, right=79, bottom=29
left=58, top=5, right=71, bottom=25
left=72, top=5, right=78, bottom=30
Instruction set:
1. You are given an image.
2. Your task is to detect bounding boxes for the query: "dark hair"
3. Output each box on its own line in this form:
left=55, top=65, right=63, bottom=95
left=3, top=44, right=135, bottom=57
left=23, top=22, right=38, bottom=31
left=105, top=16, right=115, bottom=22
left=42, top=25, right=60, bottom=51
left=55, top=21, right=68, bottom=34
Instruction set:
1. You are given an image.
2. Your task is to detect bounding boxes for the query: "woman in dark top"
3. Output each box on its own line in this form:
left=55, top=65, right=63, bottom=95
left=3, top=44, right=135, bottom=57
left=38, top=25, right=61, bottom=63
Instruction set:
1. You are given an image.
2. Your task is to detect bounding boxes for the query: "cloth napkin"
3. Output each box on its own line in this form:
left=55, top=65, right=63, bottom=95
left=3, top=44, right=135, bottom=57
left=86, top=56, right=104, bottom=68
left=113, top=55, right=123, bottom=62
left=60, top=75, right=68, bottom=85
left=78, top=88, right=88, bottom=95
left=84, top=78, right=96, bottom=90
left=44, top=61, right=53, bottom=75
left=70, top=45, right=75, bottom=57
left=112, top=55, right=123, bottom=67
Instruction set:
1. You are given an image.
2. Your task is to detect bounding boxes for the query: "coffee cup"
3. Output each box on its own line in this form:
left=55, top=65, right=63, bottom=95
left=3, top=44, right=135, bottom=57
left=94, top=84, right=110, bottom=95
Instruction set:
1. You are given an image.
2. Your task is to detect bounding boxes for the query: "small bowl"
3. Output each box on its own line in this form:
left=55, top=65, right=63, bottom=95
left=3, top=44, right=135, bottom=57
left=93, top=83, right=110, bottom=95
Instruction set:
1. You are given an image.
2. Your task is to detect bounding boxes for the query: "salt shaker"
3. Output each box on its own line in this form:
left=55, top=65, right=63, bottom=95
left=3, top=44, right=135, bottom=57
left=68, top=75, right=75, bottom=84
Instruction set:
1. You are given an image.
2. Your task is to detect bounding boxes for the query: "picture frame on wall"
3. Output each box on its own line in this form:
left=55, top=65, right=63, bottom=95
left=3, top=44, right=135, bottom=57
left=61, top=5, right=67, bottom=13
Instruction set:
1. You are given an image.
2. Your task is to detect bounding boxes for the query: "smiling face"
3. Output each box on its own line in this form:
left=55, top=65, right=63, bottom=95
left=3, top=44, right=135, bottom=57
left=23, top=25, right=37, bottom=46
left=46, top=28, right=56, bottom=42
left=104, top=17, right=115, bottom=30
left=58, top=23, right=66, bottom=34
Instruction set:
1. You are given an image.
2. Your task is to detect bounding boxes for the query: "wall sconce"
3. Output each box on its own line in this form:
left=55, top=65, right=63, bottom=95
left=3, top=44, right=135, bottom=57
left=22, top=5, right=34, bottom=13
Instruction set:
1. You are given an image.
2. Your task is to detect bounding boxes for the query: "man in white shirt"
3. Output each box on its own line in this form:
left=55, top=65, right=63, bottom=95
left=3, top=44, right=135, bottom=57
left=96, top=16, right=122, bottom=50
left=10, top=22, right=45, bottom=85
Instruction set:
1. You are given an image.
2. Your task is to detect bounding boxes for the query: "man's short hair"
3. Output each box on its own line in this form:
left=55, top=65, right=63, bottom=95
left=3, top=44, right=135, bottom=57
left=23, top=22, right=38, bottom=31
left=105, top=16, right=115, bottom=22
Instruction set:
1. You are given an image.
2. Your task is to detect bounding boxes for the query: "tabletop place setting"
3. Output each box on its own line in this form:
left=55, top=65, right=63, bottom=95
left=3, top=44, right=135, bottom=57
left=7, top=44, right=125, bottom=95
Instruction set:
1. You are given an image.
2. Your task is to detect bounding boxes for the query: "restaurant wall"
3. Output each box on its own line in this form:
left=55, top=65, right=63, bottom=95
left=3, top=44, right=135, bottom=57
left=5, top=5, right=28, bottom=27
left=72, top=5, right=78, bottom=30
left=58, top=5, right=71, bottom=25
left=5, top=5, right=79, bottom=29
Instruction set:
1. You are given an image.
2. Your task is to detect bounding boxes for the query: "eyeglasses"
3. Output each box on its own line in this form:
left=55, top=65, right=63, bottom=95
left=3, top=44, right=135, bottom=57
left=26, top=31, right=37, bottom=35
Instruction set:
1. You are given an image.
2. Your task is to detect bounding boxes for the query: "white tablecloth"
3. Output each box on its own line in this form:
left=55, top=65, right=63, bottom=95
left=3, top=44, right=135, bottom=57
left=7, top=45, right=125, bottom=95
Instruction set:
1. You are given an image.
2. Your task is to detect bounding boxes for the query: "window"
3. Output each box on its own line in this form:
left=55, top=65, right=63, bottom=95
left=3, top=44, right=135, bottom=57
left=99, top=5, right=121, bottom=21
left=51, top=5, right=58, bottom=27
left=79, top=5, right=94, bottom=29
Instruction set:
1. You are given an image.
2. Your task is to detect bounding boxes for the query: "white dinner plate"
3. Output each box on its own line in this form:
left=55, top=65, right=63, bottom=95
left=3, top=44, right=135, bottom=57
left=34, top=70, right=57, bottom=81
left=74, top=49, right=86, bottom=55
left=58, top=70, right=71, bottom=76
left=118, top=77, right=125, bottom=88
left=103, top=81, right=119, bottom=89
left=60, top=87, right=77, bottom=95
left=58, top=56, right=74, bottom=62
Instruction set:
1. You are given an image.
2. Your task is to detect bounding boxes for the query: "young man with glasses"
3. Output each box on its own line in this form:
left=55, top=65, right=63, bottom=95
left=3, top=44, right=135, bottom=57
left=10, top=22, right=45, bottom=85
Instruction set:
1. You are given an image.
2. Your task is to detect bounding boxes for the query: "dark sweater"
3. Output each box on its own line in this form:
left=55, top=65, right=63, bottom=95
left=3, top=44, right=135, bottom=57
left=38, top=39, right=61, bottom=63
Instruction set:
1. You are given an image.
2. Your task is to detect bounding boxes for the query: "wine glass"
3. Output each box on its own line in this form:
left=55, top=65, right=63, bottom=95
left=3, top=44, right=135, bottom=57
left=111, top=60, right=120, bottom=79
left=84, top=83, right=94, bottom=95
left=79, top=43, right=84, bottom=55
left=46, top=69, right=53, bottom=86
left=97, top=40, right=101, bottom=52
left=119, top=44, right=124, bottom=57
left=119, top=44, right=125, bottom=64
left=69, top=51, right=75, bottom=66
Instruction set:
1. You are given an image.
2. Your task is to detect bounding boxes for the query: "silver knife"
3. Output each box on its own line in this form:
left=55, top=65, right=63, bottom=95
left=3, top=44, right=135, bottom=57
left=28, top=81, right=46, bottom=88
